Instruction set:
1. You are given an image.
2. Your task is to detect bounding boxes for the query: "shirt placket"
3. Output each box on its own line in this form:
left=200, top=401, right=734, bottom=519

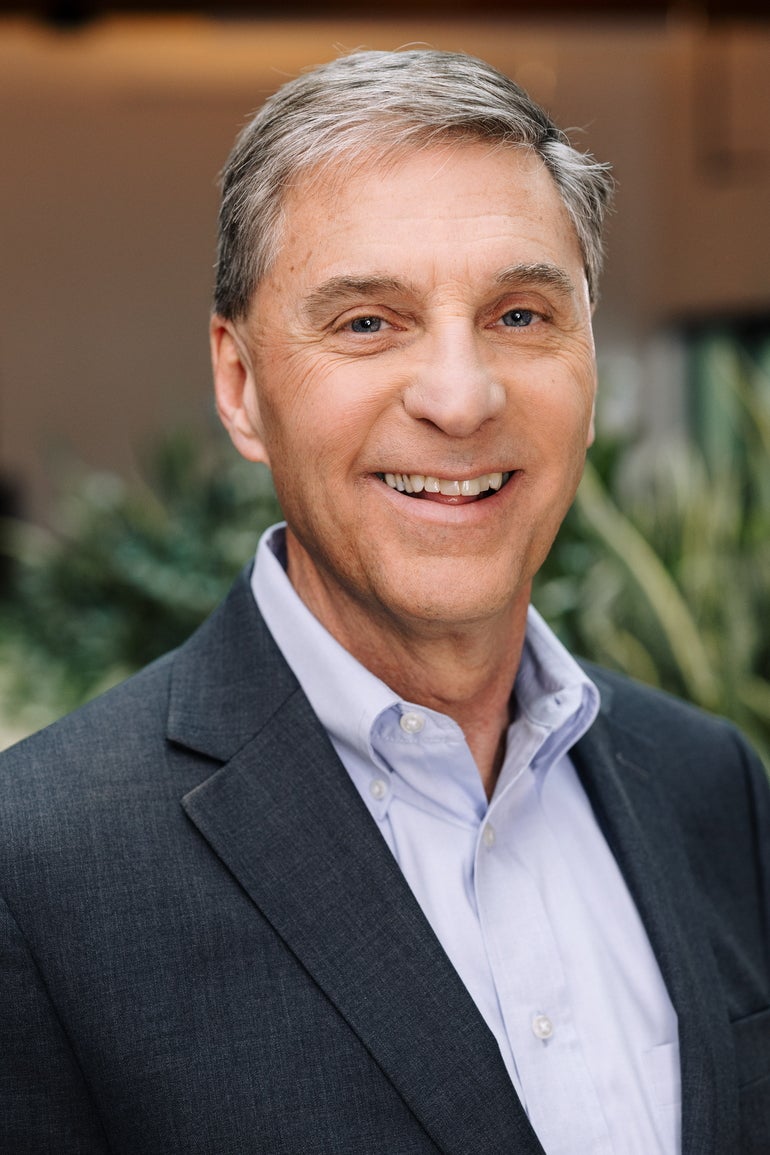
left=475, top=765, right=614, bottom=1155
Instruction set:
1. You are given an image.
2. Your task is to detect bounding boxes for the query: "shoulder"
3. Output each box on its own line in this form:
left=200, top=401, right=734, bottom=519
left=0, top=654, right=188, bottom=865
left=583, top=660, right=762, bottom=771
left=580, top=661, right=770, bottom=847
left=0, top=566, right=297, bottom=860
left=0, top=647, right=172, bottom=765
left=0, top=565, right=267, bottom=794
left=580, top=661, right=770, bottom=876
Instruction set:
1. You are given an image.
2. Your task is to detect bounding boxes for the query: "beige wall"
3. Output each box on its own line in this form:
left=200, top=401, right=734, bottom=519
left=1, top=15, right=768, bottom=518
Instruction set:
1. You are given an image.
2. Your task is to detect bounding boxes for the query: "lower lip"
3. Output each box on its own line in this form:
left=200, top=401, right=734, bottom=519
left=371, top=473, right=520, bottom=523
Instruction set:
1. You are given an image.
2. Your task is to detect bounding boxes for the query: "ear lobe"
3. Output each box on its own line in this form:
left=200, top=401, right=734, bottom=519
left=210, top=316, right=271, bottom=466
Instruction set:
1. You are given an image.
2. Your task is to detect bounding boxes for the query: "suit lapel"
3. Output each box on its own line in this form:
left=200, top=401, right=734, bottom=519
left=572, top=681, right=740, bottom=1155
left=170, top=573, right=543, bottom=1155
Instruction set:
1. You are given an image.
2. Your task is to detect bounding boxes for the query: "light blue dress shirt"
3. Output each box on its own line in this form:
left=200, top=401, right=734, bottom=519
left=252, top=524, right=681, bottom=1155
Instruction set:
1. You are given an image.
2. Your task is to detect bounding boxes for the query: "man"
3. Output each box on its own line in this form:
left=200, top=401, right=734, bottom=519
left=1, top=49, right=768, bottom=1155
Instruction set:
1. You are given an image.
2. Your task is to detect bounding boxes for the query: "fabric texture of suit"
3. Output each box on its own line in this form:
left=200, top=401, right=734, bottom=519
left=1, top=568, right=769, bottom=1154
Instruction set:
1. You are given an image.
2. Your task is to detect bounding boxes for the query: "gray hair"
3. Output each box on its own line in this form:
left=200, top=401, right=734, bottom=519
left=214, top=49, right=614, bottom=318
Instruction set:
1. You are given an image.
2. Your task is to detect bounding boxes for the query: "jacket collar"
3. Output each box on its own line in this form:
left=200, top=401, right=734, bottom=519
left=166, top=567, right=299, bottom=761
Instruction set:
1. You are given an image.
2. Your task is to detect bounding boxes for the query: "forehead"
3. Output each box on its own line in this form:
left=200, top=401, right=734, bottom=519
left=264, top=142, right=585, bottom=300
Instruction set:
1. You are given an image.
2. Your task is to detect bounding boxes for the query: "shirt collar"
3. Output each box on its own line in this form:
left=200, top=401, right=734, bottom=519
left=251, top=524, right=398, bottom=764
left=251, top=523, right=599, bottom=780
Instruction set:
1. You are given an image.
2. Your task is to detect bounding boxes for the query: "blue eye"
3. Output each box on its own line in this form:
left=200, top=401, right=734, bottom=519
left=349, top=316, right=382, bottom=333
left=501, top=309, right=535, bottom=327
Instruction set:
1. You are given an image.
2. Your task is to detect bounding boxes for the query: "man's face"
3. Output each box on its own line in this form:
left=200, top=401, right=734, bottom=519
left=215, top=142, right=597, bottom=643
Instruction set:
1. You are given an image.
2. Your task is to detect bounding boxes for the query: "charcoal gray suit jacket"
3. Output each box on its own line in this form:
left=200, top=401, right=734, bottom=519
left=1, top=569, right=769, bottom=1154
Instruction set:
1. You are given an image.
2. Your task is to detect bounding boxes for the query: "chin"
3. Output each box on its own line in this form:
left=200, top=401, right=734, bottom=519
left=370, top=570, right=528, bottom=633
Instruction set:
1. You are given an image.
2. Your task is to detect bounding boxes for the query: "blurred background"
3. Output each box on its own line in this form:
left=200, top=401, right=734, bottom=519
left=0, top=1, right=768, bottom=754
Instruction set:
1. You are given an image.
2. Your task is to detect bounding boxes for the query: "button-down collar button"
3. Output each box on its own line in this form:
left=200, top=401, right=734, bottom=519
left=532, top=1014, right=554, bottom=1040
left=399, top=711, right=425, bottom=734
left=369, top=778, right=388, bottom=800
left=482, top=823, right=496, bottom=848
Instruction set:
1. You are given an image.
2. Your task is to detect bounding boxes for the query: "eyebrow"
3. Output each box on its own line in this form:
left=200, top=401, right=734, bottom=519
left=494, top=262, right=577, bottom=297
left=300, top=263, right=577, bottom=326
left=301, top=275, right=416, bottom=325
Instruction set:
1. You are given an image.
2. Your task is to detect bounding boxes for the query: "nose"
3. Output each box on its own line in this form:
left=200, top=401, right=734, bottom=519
left=402, top=322, right=506, bottom=438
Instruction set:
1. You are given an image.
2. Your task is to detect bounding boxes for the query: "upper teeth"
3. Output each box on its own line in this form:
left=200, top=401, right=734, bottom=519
left=383, top=472, right=505, bottom=495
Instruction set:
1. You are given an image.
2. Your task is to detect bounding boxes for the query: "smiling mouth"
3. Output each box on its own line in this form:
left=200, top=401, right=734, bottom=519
left=376, top=470, right=513, bottom=502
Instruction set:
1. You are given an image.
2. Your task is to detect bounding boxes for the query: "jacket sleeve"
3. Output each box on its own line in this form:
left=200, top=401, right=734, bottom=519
left=0, top=894, right=110, bottom=1154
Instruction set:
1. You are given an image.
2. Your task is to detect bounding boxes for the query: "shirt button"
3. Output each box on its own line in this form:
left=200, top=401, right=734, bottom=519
left=369, top=778, right=388, bottom=800
left=399, top=711, right=425, bottom=734
left=482, top=824, right=496, bottom=848
left=532, top=1014, right=554, bottom=1040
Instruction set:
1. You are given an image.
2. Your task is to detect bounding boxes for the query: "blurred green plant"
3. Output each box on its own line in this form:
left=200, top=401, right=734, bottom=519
left=536, top=338, right=770, bottom=766
left=1, top=338, right=768, bottom=767
left=0, top=430, right=282, bottom=736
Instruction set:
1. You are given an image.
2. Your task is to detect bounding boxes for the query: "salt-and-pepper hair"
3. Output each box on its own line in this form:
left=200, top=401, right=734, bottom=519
left=214, top=49, right=614, bottom=319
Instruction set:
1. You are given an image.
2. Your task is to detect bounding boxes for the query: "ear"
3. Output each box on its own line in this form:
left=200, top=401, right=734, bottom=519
left=586, top=335, right=598, bottom=448
left=587, top=398, right=596, bottom=448
left=210, top=315, right=271, bottom=466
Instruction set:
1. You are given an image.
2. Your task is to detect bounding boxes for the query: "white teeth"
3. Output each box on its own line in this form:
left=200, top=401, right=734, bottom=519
left=381, top=471, right=508, bottom=496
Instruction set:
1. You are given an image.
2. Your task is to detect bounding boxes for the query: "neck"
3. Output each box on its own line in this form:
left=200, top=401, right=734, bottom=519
left=367, top=626, right=525, bottom=797
left=286, top=548, right=529, bottom=799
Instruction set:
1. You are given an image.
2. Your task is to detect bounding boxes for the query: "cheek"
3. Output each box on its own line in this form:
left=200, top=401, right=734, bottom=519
left=531, top=350, right=596, bottom=443
left=516, top=379, right=594, bottom=444
left=254, top=350, right=334, bottom=450
left=257, top=375, right=390, bottom=519
left=264, top=356, right=393, bottom=465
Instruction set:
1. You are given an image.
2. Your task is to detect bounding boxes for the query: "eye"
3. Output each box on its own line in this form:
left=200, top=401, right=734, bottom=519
left=499, top=308, right=538, bottom=328
left=347, top=316, right=385, bottom=333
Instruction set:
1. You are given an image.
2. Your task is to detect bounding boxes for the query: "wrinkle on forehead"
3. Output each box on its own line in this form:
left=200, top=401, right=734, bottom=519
left=291, top=136, right=542, bottom=202
left=269, top=138, right=549, bottom=264
left=252, top=142, right=588, bottom=330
